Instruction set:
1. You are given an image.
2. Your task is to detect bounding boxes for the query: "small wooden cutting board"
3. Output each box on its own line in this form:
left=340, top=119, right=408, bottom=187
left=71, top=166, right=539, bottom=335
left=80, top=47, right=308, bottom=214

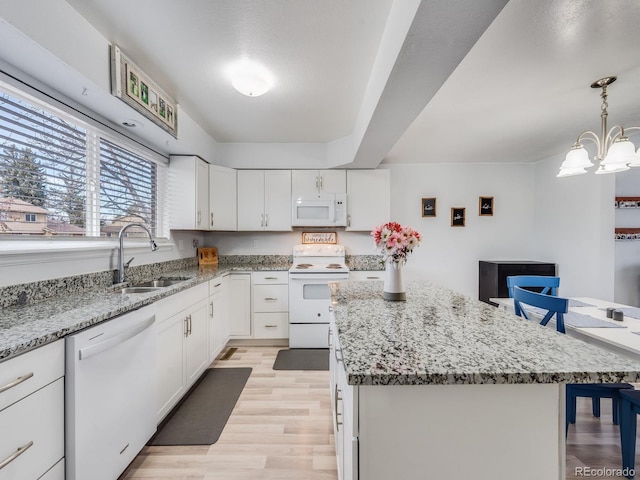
left=197, top=247, right=218, bottom=265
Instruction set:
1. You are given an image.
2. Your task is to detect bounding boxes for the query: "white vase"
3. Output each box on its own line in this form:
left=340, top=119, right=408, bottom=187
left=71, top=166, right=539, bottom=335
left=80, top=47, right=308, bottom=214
left=383, top=260, right=406, bottom=301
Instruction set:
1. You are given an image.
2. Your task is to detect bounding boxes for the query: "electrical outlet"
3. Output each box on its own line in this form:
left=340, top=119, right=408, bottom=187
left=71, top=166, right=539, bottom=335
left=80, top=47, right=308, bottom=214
left=178, top=239, right=184, bottom=250
left=253, top=239, right=259, bottom=249
left=192, top=239, right=199, bottom=248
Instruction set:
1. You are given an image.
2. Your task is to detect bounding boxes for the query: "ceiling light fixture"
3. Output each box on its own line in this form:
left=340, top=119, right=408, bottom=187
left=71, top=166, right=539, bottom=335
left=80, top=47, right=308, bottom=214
left=558, top=76, right=640, bottom=177
left=227, top=59, right=274, bottom=97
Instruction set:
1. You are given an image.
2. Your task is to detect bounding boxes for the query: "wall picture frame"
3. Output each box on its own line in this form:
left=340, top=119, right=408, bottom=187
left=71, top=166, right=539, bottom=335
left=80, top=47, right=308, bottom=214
left=479, top=196, right=494, bottom=216
left=111, top=45, right=178, bottom=137
left=451, top=207, right=466, bottom=227
left=421, top=197, right=436, bottom=217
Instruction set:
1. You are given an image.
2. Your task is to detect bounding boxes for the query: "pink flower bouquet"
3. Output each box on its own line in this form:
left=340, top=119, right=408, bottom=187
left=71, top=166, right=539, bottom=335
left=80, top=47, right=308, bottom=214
left=371, top=222, right=421, bottom=263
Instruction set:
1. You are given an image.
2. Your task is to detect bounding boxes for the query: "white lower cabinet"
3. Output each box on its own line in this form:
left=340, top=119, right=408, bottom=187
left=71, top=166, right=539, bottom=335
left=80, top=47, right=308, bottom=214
left=229, top=273, right=252, bottom=337
left=0, top=340, right=64, bottom=480
left=252, top=272, right=289, bottom=339
left=156, top=283, right=210, bottom=422
left=209, top=275, right=230, bottom=362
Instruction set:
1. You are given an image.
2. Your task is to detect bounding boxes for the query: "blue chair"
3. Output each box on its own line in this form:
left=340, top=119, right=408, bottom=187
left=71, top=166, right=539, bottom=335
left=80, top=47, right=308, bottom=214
left=619, top=390, right=640, bottom=478
left=507, top=275, right=560, bottom=316
left=512, top=285, right=567, bottom=333
left=511, top=286, right=633, bottom=435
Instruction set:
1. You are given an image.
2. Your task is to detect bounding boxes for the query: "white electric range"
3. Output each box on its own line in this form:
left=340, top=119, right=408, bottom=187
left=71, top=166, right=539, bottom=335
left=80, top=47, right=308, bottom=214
left=288, top=244, right=349, bottom=348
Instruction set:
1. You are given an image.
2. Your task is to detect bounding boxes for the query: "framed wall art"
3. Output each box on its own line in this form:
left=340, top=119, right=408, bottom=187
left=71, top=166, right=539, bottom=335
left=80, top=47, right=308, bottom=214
left=479, top=196, right=494, bottom=216
left=110, top=45, right=178, bottom=138
left=421, top=197, right=436, bottom=217
left=451, top=207, right=466, bottom=227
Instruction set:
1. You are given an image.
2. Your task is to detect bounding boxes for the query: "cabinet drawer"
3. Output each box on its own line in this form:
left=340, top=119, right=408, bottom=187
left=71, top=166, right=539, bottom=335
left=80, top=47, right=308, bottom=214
left=253, top=313, right=289, bottom=338
left=209, top=276, right=225, bottom=296
left=0, top=378, right=64, bottom=480
left=0, top=340, right=64, bottom=412
left=253, top=284, right=289, bottom=312
left=251, top=271, right=288, bottom=284
left=349, top=271, right=384, bottom=282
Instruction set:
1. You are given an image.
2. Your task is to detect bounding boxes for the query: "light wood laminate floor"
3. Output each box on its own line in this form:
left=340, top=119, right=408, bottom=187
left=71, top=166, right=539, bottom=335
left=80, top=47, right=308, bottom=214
left=121, top=347, right=640, bottom=480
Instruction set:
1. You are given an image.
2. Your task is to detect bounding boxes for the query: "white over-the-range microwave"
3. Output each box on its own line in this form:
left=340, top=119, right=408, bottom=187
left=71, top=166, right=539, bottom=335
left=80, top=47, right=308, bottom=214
left=291, top=193, right=347, bottom=227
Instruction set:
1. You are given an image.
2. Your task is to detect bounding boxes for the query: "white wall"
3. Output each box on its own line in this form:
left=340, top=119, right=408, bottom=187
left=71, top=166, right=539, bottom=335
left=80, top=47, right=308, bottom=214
left=383, top=163, right=536, bottom=297
left=614, top=168, right=640, bottom=306
left=533, top=154, right=615, bottom=300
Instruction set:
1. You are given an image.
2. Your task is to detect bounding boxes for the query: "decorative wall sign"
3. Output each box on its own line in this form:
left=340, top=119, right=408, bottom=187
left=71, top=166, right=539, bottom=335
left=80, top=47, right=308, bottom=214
left=110, top=45, right=178, bottom=138
left=451, top=207, right=466, bottom=227
left=421, top=197, right=436, bottom=217
left=302, top=232, right=337, bottom=244
left=479, top=196, right=494, bottom=216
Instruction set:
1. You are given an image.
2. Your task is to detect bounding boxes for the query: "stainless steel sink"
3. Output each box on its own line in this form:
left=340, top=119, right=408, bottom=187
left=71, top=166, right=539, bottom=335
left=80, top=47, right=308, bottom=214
left=131, top=277, right=191, bottom=288
left=121, top=286, right=164, bottom=294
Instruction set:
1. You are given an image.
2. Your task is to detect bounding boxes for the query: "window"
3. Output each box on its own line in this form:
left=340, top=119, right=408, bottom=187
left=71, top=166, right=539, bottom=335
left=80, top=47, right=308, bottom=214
left=0, top=82, right=167, bottom=238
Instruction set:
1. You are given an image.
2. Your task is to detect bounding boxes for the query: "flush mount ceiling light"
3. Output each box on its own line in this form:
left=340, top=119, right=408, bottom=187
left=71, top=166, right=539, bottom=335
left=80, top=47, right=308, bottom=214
left=558, top=76, right=640, bottom=177
left=227, top=59, right=274, bottom=97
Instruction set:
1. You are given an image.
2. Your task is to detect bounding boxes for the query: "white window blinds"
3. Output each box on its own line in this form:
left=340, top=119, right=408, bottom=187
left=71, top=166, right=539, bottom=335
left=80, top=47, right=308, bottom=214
left=0, top=84, right=165, bottom=238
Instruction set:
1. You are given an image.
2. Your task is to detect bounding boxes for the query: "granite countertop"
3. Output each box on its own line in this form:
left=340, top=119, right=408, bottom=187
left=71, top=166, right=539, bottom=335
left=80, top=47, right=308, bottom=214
left=330, top=280, right=640, bottom=386
left=0, top=262, right=289, bottom=362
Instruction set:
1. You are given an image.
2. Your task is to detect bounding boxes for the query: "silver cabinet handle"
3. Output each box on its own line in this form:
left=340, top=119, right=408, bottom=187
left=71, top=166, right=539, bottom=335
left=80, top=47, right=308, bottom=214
left=210, top=212, right=214, bottom=227
left=264, top=297, right=278, bottom=301
left=0, top=441, right=33, bottom=470
left=315, top=176, right=319, bottom=189
left=264, top=276, right=278, bottom=280
left=197, top=210, right=201, bottom=226
left=265, top=213, right=268, bottom=227
left=335, top=347, right=343, bottom=364
left=347, top=214, right=351, bottom=227
left=327, top=328, right=332, bottom=347
left=0, top=372, right=33, bottom=395
left=320, top=176, right=323, bottom=189
left=184, top=317, right=189, bottom=338
left=214, top=282, right=222, bottom=287
left=367, top=276, right=381, bottom=280
left=265, top=325, right=278, bottom=328
left=209, top=301, right=214, bottom=317
left=187, top=314, right=192, bottom=336
left=334, top=384, right=343, bottom=431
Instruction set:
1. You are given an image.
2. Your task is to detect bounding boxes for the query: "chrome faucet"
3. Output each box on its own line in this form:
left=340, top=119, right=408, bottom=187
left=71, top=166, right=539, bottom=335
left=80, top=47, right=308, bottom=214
left=117, top=223, right=158, bottom=284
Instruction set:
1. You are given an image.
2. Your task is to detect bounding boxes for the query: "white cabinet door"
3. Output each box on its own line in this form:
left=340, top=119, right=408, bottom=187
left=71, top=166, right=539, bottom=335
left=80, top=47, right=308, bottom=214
left=346, top=170, right=390, bottom=231
left=319, top=170, right=346, bottom=194
left=208, top=277, right=228, bottom=362
left=292, top=170, right=346, bottom=196
left=156, top=313, right=186, bottom=422
left=264, top=170, right=292, bottom=231
left=229, top=273, right=252, bottom=336
left=237, top=170, right=266, bottom=230
left=169, top=155, right=210, bottom=230
left=185, top=299, right=210, bottom=387
left=209, top=165, right=237, bottom=230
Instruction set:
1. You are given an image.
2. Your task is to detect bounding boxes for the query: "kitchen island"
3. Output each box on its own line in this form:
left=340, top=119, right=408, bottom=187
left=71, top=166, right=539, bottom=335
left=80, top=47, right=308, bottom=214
left=329, top=280, right=640, bottom=480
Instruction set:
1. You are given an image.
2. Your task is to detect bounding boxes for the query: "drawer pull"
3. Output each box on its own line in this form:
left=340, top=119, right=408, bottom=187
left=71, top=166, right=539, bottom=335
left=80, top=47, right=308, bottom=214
left=213, top=283, right=222, bottom=288
left=264, top=297, right=278, bottom=301
left=264, top=325, right=278, bottom=328
left=0, top=441, right=33, bottom=470
left=264, top=276, right=278, bottom=280
left=334, top=385, right=343, bottom=431
left=367, top=276, right=380, bottom=280
left=0, top=372, right=34, bottom=394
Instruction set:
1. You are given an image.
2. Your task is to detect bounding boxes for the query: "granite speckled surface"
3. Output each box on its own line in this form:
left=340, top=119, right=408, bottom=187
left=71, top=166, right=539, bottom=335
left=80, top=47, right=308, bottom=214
left=329, top=280, right=640, bottom=386
left=0, top=259, right=290, bottom=362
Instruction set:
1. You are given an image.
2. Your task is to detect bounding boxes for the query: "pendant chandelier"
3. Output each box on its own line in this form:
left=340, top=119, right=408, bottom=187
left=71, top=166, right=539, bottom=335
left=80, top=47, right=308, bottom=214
left=557, top=76, right=640, bottom=177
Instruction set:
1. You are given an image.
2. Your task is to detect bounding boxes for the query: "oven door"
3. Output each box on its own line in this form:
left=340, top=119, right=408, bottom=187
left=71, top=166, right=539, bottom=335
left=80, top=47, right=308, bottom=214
left=289, top=273, right=349, bottom=323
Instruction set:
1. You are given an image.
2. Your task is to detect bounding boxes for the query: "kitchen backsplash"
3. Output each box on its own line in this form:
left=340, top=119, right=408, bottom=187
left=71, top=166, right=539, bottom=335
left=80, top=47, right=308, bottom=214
left=0, top=254, right=382, bottom=308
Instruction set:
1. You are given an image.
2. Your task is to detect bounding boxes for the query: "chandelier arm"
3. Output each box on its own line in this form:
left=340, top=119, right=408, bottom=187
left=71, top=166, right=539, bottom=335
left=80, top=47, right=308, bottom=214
left=576, top=131, right=601, bottom=157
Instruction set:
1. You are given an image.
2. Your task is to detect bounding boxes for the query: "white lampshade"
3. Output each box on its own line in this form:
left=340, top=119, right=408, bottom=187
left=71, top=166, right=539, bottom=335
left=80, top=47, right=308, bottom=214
left=227, top=59, right=274, bottom=97
left=594, top=162, right=630, bottom=174
left=628, top=147, right=640, bottom=167
left=601, top=138, right=637, bottom=166
left=231, top=75, right=270, bottom=97
left=560, top=145, right=593, bottom=169
left=557, top=167, right=588, bottom=177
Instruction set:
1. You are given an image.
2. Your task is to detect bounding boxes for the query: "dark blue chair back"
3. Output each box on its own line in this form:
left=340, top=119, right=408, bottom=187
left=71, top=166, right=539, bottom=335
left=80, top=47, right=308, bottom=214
left=506, top=275, right=560, bottom=297
left=512, top=286, right=568, bottom=334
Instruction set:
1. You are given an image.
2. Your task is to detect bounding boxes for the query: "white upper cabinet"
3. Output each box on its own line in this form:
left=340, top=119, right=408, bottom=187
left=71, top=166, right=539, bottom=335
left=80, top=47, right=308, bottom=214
left=209, top=165, right=237, bottom=231
left=292, top=170, right=346, bottom=197
left=346, top=169, right=390, bottom=231
left=169, top=155, right=210, bottom=230
left=237, top=170, right=292, bottom=231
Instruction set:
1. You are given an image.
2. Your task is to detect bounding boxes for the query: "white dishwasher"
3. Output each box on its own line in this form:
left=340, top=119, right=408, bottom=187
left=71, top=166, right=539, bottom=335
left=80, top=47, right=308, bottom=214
left=65, top=304, right=157, bottom=480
